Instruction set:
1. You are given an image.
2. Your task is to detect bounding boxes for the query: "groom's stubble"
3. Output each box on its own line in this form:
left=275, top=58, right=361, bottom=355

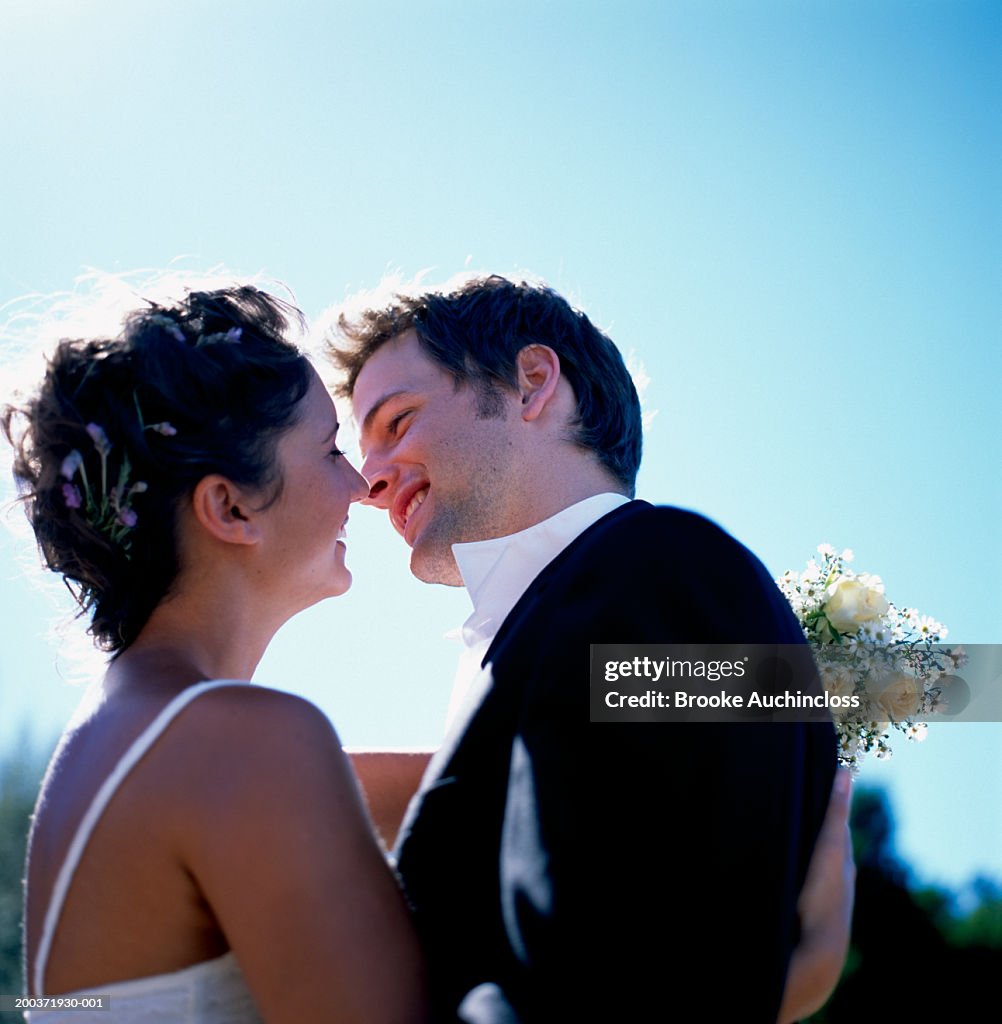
left=405, top=408, right=523, bottom=587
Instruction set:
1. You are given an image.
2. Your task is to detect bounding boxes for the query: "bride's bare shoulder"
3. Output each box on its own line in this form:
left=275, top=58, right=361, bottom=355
left=157, top=684, right=347, bottom=788
left=176, top=683, right=339, bottom=740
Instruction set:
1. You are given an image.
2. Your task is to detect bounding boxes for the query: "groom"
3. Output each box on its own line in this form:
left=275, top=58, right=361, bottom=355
left=333, top=275, right=845, bottom=1023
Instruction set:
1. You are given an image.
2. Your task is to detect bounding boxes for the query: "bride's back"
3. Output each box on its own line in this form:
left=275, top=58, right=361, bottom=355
left=25, top=680, right=231, bottom=996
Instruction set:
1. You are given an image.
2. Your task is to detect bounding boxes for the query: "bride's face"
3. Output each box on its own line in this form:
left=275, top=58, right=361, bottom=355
left=257, top=369, right=369, bottom=609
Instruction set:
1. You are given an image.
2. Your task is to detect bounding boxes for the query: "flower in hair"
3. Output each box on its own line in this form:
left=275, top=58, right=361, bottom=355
left=132, top=391, right=177, bottom=437
left=85, top=423, right=111, bottom=456
left=197, top=326, right=243, bottom=346
left=61, top=450, right=84, bottom=480
left=146, top=312, right=186, bottom=342
left=60, top=424, right=149, bottom=556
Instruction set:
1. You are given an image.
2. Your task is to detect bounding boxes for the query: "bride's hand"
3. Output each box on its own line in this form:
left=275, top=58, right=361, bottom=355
left=777, top=767, right=855, bottom=1024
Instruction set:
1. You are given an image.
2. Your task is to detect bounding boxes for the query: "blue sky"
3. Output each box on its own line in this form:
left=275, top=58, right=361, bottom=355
left=1, top=0, right=999, bottom=890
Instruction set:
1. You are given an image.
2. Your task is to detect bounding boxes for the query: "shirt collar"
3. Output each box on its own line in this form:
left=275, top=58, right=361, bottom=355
left=451, top=493, right=631, bottom=648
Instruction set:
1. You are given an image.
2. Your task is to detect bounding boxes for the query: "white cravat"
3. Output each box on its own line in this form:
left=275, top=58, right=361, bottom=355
left=444, top=493, right=631, bottom=729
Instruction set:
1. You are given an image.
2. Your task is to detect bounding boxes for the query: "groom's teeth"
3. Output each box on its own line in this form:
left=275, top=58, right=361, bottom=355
left=405, top=487, right=429, bottom=522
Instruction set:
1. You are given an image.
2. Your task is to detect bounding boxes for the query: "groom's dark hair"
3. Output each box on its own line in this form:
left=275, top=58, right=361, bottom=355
left=329, top=274, right=643, bottom=493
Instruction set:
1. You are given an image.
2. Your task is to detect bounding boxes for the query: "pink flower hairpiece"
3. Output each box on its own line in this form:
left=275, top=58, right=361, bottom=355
left=146, top=312, right=186, bottom=343
left=197, top=326, right=243, bottom=346
left=61, top=396, right=174, bottom=557
left=144, top=310, right=242, bottom=348
left=132, top=391, right=177, bottom=438
left=60, top=425, right=150, bottom=554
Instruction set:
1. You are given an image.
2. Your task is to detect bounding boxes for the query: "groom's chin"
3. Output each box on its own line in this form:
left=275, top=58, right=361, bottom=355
left=409, top=544, right=464, bottom=588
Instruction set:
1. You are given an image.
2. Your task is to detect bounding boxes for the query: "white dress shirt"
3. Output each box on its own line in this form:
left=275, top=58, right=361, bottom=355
left=394, top=493, right=632, bottom=851
left=444, top=492, right=631, bottom=728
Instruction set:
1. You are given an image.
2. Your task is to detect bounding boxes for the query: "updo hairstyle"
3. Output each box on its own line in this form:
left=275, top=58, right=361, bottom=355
left=2, top=286, right=312, bottom=654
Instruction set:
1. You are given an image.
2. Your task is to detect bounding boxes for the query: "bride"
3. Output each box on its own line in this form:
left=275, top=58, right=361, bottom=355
left=4, top=286, right=427, bottom=1022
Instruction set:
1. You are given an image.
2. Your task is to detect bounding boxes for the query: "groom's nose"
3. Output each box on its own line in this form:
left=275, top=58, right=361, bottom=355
left=360, top=451, right=393, bottom=508
left=363, top=480, right=390, bottom=507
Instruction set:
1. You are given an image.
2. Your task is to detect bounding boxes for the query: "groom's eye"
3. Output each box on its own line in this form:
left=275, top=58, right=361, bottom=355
left=387, top=410, right=412, bottom=437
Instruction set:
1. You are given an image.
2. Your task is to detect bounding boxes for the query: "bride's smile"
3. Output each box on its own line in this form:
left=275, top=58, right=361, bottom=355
left=255, top=368, right=368, bottom=610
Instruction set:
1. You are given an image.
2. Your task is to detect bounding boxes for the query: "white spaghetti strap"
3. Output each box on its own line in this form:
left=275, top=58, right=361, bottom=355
left=33, top=680, right=248, bottom=996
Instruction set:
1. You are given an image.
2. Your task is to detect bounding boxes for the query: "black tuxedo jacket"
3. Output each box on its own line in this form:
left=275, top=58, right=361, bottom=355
left=394, top=502, right=836, bottom=1023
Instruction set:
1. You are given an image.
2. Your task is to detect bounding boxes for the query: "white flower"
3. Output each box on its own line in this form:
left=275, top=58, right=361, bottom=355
left=860, top=619, right=896, bottom=644
left=916, top=615, right=946, bottom=640
left=820, top=667, right=858, bottom=705
left=868, top=672, right=924, bottom=722
left=905, top=723, right=928, bottom=742
left=824, top=578, right=890, bottom=634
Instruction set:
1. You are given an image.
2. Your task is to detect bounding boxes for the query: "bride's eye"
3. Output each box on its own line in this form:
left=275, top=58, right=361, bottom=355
left=328, top=447, right=347, bottom=461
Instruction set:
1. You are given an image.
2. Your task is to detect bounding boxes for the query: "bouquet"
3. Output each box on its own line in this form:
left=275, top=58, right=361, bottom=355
left=776, top=544, right=966, bottom=770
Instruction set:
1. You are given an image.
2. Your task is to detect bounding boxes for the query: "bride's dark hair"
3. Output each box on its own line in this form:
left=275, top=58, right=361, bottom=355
left=3, top=286, right=312, bottom=654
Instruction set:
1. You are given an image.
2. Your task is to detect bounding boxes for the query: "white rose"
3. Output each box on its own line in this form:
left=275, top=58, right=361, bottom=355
left=824, top=578, right=890, bottom=634
left=820, top=668, right=858, bottom=719
left=868, top=673, right=924, bottom=722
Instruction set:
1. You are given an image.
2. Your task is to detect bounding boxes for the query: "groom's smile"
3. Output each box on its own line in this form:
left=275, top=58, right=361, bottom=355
left=386, top=479, right=431, bottom=544
left=352, top=329, right=528, bottom=586
left=392, top=481, right=430, bottom=540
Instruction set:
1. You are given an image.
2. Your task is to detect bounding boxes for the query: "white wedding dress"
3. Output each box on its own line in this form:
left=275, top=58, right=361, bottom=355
left=26, top=681, right=264, bottom=1023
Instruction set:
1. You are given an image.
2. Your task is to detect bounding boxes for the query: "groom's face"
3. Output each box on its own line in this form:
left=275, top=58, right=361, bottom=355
left=352, top=329, right=525, bottom=586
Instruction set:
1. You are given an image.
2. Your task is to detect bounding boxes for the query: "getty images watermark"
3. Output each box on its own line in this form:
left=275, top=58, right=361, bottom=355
left=590, top=644, right=1002, bottom=724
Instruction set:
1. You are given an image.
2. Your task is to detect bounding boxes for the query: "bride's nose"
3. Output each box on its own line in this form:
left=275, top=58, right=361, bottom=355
left=346, top=461, right=370, bottom=503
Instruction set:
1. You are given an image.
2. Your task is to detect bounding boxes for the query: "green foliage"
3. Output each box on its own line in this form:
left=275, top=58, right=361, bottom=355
left=0, top=735, right=46, bottom=997
left=926, top=877, right=1002, bottom=951
left=807, top=785, right=1002, bottom=1022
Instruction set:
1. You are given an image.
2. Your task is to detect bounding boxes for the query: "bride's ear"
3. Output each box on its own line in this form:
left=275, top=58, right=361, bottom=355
left=190, top=475, right=262, bottom=546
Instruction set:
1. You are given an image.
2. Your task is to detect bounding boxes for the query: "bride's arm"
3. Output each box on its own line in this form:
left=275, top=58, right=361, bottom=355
left=174, top=688, right=428, bottom=1024
left=346, top=750, right=435, bottom=850
left=777, top=768, right=855, bottom=1023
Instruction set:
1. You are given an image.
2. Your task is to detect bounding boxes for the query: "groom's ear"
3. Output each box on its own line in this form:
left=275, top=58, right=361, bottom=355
left=190, top=475, right=263, bottom=546
left=515, top=344, right=561, bottom=423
